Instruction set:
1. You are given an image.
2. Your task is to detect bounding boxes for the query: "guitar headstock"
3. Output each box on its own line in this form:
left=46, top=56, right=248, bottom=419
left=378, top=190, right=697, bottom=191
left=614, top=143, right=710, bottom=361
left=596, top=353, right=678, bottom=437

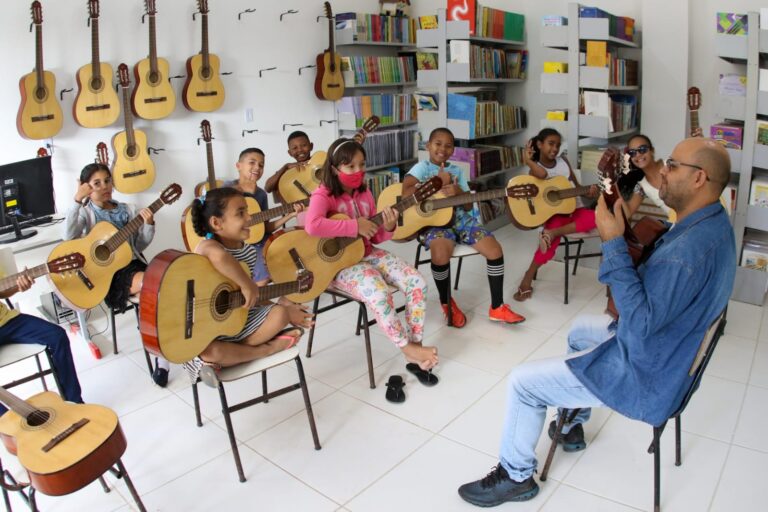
left=160, top=183, right=183, bottom=205
left=117, top=63, right=130, bottom=88
left=88, top=0, right=99, bottom=19
left=596, top=147, right=622, bottom=207
left=506, top=183, right=539, bottom=199
left=323, top=1, right=333, bottom=19
left=296, top=269, right=314, bottom=293
left=687, top=87, right=701, bottom=111
left=200, top=119, right=212, bottom=143
left=197, top=0, right=209, bottom=15
left=48, top=253, right=86, bottom=274
left=145, top=0, right=157, bottom=15
left=31, top=1, right=42, bottom=24
left=354, top=116, right=381, bottom=143
left=96, top=142, right=109, bottom=166
left=414, top=177, right=442, bottom=202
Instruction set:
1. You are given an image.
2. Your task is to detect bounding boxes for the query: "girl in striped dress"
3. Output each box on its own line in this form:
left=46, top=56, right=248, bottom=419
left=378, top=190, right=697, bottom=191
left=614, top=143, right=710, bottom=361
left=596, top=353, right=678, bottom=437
left=185, top=187, right=302, bottom=382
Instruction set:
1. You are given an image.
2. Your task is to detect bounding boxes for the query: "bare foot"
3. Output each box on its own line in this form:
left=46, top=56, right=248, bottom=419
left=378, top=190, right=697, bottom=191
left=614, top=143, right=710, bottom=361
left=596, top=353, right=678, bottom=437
left=538, top=231, right=552, bottom=253
left=401, top=343, right=438, bottom=370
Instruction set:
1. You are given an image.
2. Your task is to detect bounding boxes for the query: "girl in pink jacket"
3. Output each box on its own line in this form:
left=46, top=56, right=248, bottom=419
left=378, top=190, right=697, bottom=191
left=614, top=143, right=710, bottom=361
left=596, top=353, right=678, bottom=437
left=305, top=138, right=438, bottom=372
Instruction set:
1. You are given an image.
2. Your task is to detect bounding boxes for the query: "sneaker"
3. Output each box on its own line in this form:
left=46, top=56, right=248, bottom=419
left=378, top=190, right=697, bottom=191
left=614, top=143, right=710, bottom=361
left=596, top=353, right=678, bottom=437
left=458, top=464, right=539, bottom=507
left=489, top=304, right=525, bottom=324
left=548, top=420, right=586, bottom=452
left=441, top=298, right=466, bottom=328
left=151, top=358, right=169, bottom=388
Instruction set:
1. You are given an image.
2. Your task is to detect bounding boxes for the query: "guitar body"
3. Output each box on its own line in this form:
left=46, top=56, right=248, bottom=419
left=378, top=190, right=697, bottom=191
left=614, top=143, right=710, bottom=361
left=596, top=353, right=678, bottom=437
left=0, top=391, right=126, bottom=497
left=193, top=178, right=225, bottom=198
left=139, top=250, right=249, bottom=363
left=73, top=62, right=121, bottom=128
left=111, top=129, right=156, bottom=194
left=182, top=53, right=225, bottom=112
left=506, top=175, right=577, bottom=229
left=17, top=71, right=63, bottom=139
left=277, top=151, right=327, bottom=204
left=314, top=51, right=345, bottom=101
left=264, top=215, right=365, bottom=303
left=377, top=183, right=454, bottom=241
left=132, top=57, right=176, bottom=119
left=180, top=196, right=262, bottom=252
left=244, top=196, right=266, bottom=244
left=48, top=222, right=133, bottom=311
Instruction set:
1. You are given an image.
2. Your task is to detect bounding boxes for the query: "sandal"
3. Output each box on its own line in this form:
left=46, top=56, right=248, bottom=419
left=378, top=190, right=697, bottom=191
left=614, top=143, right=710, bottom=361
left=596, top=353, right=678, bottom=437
left=385, top=375, right=406, bottom=403
left=275, top=327, right=305, bottom=349
left=513, top=287, right=533, bottom=302
left=406, top=363, right=439, bottom=387
left=538, top=231, right=552, bottom=253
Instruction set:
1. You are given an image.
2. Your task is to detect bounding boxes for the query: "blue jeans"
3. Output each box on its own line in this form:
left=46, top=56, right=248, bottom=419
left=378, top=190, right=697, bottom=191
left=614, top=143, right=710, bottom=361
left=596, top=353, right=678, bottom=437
left=499, top=314, right=615, bottom=481
left=0, top=314, right=83, bottom=414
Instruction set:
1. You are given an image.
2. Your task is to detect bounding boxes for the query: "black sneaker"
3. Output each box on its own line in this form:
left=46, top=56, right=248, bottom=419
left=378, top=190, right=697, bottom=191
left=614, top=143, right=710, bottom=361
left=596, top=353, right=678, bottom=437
left=152, top=358, right=169, bottom=388
left=458, top=464, right=539, bottom=507
left=548, top=420, right=586, bottom=452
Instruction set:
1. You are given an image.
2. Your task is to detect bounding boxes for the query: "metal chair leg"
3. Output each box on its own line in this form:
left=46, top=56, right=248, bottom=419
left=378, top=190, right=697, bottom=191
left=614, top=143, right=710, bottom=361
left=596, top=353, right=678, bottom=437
left=192, top=381, right=203, bottom=427
left=262, top=371, right=269, bottom=403
left=414, top=242, right=422, bottom=268
left=573, top=240, right=583, bottom=275
left=44, top=349, right=65, bottom=397
left=355, top=305, right=363, bottom=337
left=360, top=307, right=376, bottom=389
left=33, top=354, right=47, bottom=392
left=97, top=475, right=110, bottom=493
left=563, top=239, right=570, bottom=304
left=295, top=357, right=321, bottom=450
left=540, top=410, right=568, bottom=482
left=454, top=256, right=463, bottom=290
left=115, top=459, right=147, bottom=512
left=446, top=266, right=453, bottom=327
left=675, top=416, right=682, bottom=466
left=110, top=307, right=118, bottom=355
left=143, top=350, right=155, bottom=379
left=306, top=297, right=320, bottom=358
left=217, top=384, right=246, bottom=482
left=653, top=426, right=662, bottom=512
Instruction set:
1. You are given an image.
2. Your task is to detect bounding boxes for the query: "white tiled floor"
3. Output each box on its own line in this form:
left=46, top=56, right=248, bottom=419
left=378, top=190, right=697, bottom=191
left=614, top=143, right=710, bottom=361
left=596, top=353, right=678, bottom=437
left=3, top=223, right=768, bottom=511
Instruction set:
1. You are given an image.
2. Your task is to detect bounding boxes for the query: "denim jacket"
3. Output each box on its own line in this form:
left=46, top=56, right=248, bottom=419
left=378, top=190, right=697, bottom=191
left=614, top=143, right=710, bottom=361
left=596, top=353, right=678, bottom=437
left=567, top=202, right=735, bottom=426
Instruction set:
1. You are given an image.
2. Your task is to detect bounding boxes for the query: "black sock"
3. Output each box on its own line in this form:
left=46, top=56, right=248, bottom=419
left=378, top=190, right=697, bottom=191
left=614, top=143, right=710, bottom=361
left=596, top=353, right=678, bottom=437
left=431, top=262, right=451, bottom=305
left=487, top=256, right=505, bottom=309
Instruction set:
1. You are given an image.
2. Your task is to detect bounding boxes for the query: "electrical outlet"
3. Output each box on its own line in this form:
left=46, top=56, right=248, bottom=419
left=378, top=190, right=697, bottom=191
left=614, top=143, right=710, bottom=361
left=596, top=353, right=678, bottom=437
left=244, top=108, right=254, bottom=123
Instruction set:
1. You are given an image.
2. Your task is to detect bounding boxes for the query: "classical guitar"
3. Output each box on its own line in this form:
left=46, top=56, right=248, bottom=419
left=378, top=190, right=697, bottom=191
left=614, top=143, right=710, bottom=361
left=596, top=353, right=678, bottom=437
left=598, top=148, right=668, bottom=319
left=193, top=119, right=223, bottom=196
left=0, top=254, right=84, bottom=295
left=96, top=141, right=109, bottom=165
left=377, top=180, right=538, bottom=241
left=182, top=0, right=225, bottom=112
left=48, top=183, right=182, bottom=311
left=139, top=249, right=313, bottom=363
left=277, top=116, right=381, bottom=204
left=17, top=1, right=63, bottom=140
left=506, top=175, right=595, bottom=229
left=688, top=86, right=701, bottom=137
left=112, top=64, right=156, bottom=194
left=0, top=387, right=127, bottom=497
left=73, top=0, right=120, bottom=128
left=132, top=0, right=176, bottom=119
left=265, top=177, right=443, bottom=302
left=314, top=1, right=345, bottom=101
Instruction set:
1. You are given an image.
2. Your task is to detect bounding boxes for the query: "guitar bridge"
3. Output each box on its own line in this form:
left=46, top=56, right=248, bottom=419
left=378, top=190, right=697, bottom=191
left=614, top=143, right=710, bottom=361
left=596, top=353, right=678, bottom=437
left=196, top=91, right=218, bottom=97
left=144, top=97, right=167, bottom=103
left=526, top=198, right=536, bottom=215
left=31, top=114, right=55, bottom=122
left=41, top=418, right=90, bottom=452
left=185, top=280, right=194, bottom=339
left=75, top=270, right=94, bottom=290
left=326, top=84, right=341, bottom=88
left=123, top=170, right=147, bottom=178
left=85, top=104, right=112, bottom=111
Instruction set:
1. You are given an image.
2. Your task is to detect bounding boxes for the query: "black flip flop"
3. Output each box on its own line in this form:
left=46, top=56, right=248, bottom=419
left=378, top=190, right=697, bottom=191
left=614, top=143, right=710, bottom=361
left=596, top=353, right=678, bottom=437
left=385, top=375, right=406, bottom=403
left=406, top=363, right=439, bottom=387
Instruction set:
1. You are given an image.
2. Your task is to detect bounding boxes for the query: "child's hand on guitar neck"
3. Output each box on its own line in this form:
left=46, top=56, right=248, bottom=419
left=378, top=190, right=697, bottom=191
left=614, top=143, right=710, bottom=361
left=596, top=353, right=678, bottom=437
left=139, top=208, right=155, bottom=225
left=357, top=217, right=378, bottom=239
left=587, top=184, right=600, bottom=198
left=380, top=206, right=399, bottom=232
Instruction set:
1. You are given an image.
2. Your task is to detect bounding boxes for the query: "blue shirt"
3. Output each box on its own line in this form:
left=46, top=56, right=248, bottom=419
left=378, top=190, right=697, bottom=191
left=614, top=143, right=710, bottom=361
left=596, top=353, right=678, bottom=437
left=567, top=202, right=736, bottom=426
left=408, top=160, right=479, bottom=221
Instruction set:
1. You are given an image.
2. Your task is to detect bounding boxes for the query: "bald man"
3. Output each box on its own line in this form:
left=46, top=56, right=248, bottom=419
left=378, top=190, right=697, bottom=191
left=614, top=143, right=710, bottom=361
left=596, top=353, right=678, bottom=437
left=458, top=138, right=736, bottom=507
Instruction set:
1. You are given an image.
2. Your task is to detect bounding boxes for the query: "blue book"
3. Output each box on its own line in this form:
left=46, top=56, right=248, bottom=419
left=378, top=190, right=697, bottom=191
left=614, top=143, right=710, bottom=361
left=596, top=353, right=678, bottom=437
left=448, top=93, right=477, bottom=138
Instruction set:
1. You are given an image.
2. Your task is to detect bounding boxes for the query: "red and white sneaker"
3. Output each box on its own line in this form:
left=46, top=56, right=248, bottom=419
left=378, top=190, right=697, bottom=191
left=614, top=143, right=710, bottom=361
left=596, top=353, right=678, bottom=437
left=441, top=298, right=467, bottom=328
left=489, top=304, right=525, bottom=324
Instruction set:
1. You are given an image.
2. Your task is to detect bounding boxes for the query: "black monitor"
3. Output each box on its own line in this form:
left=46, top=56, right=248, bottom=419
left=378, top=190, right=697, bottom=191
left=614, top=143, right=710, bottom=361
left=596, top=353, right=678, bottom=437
left=0, top=156, right=56, bottom=244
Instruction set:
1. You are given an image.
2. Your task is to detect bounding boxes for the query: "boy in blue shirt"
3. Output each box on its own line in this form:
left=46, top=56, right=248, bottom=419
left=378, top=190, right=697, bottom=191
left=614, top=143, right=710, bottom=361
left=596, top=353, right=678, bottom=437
left=401, top=128, right=525, bottom=327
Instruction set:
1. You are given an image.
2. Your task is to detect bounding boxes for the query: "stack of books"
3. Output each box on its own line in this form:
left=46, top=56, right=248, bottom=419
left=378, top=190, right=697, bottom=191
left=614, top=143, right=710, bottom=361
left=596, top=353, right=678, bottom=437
left=610, top=95, right=638, bottom=131
left=448, top=93, right=527, bottom=139
left=341, top=56, right=417, bottom=85
left=608, top=56, right=639, bottom=86
left=365, top=169, right=401, bottom=202
left=360, top=128, right=418, bottom=167
left=450, top=42, right=528, bottom=80
left=447, top=0, right=525, bottom=41
left=451, top=145, right=525, bottom=178
left=337, top=94, right=415, bottom=127
left=335, top=13, right=417, bottom=44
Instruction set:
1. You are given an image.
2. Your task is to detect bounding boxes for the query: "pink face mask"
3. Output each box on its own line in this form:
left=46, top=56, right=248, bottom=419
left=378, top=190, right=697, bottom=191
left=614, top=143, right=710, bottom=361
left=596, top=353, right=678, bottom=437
left=336, top=169, right=365, bottom=189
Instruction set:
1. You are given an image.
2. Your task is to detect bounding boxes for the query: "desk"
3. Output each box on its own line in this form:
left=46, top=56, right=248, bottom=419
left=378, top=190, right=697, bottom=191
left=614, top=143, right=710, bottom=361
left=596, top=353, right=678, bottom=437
left=8, top=217, right=64, bottom=256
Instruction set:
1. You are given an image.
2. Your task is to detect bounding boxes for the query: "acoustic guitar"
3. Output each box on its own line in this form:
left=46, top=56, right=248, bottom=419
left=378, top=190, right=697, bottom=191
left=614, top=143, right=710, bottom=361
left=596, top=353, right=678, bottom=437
left=182, top=0, right=225, bottom=112
left=132, top=0, right=176, bottom=120
left=139, top=249, right=313, bottom=363
left=277, top=116, right=380, bottom=205
left=265, top=177, right=443, bottom=302
left=17, top=1, right=63, bottom=140
left=0, top=387, right=127, bottom=497
left=0, top=254, right=84, bottom=295
left=73, top=0, right=120, bottom=128
left=688, top=86, right=701, bottom=138
left=506, top=175, right=595, bottom=229
left=47, top=183, right=182, bottom=311
left=314, top=1, right=345, bottom=101
left=377, top=181, right=538, bottom=241
left=111, top=64, right=156, bottom=194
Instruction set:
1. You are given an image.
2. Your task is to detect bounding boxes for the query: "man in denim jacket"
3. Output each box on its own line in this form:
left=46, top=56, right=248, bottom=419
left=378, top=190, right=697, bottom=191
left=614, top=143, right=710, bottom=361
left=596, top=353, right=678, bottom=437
left=459, top=138, right=736, bottom=507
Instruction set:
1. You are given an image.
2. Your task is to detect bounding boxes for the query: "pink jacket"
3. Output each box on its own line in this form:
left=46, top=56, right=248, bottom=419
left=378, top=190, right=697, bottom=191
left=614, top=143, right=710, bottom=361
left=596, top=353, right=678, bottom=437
left=304, top=184, right=393, bottom=256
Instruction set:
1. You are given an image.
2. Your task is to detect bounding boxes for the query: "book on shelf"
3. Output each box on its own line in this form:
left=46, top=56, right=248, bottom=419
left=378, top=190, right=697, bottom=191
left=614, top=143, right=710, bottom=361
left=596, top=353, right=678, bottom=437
left=416, top=52, right=438, bottom=70
left=579, top=7, right=635, bottom=41
left=335, top=12, right=417, bottom=44
left=448, top=92, right=527, bottom=138
left=543, top=62, right=568, bottom=73
left=337, top=94, right=415, bottom=127
left=449, top=41, right=471, bottom=63
left=450, top=44, right=528, bottom=80
left=418, top=15, right=438, bottom=29
left=413, top=92, right=438, bottom=111
left=579, top=145, right=609, bottom=173
left=710, top=122, right=744, bottom=149
left=360, top=127, right=418, bottom=168
left=451, top=144, right=525, bottom=178
left=607, top=55, right=638, bottom=86
left=546, top=110, right=567, bottom=121
left=756, top=120, right=768, bottom=146
left=365, top=169, right=402, bottom=202
left=586, top=41, right=607, bottom=67
left=542, top=15, right=567, bottom=26
left=342, top=55, right=417, bottom=85
left=447, top=0, right=524, bottom=41
left=470, top=178, right=510, bottom=225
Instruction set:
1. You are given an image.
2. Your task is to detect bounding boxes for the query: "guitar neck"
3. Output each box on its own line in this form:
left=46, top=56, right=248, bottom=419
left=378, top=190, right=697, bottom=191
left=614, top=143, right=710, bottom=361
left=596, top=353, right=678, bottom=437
left=431, top=187, right=508, bottom=210
left=690, top=109, right=700, bottom=133
left=335, top=194, right=419, bottom=250
left=105, top=197, right=165, bottom=252
left=327, top=16, right=336, bottom=71
left=556, top=185, right=592, bottom=200
left=249, top=198, right=310, bottom=226
left=91, top=18, right=101, bottom=80
left=121, top=85, right=135, bottom=148
left=205, top=141, right=216, bottom=189
left=201, top=13, right=209, bottom=71
left=602, top=186, right=636, bottom=243
left=0, top=263, right=49, bottom=293
left=0, top=387, right=39, bottom=419
left=226, top=280, right=302, bottom=307
left=35, top=23, right=44, bottom=91
left=148, top=14, right=158, bottom=74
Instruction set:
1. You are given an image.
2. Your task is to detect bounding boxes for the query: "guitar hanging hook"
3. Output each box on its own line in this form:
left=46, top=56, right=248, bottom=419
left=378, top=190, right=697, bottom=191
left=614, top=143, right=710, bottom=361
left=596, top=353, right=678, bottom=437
left=242, top=129, right=259, bottom=137
left=298, top=65, right=316, bottom=75
left=29, top=22, right=33, bottom=32
left=197, top=137, right=214, bottom=146
left=238, top=8, right=256, bottom=21
left=280, top=9, right=298, bottom=21
left=283, top=123, right=303, bottom=132
left=192, top=9, right=200, bottom=21
left=147, top=147, right=165, bottom=155
left=320, top=120, right=337, bottom=126
left=317, top=14, right=334, bottom=22
left=258, top=67, right=277, bottom=78
left=59, top=88, right=73, bottom=101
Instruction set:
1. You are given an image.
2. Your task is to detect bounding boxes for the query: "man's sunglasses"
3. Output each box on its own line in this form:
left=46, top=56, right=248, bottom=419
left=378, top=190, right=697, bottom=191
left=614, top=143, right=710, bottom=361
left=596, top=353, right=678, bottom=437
left=626, top=145, right=650, bottom=157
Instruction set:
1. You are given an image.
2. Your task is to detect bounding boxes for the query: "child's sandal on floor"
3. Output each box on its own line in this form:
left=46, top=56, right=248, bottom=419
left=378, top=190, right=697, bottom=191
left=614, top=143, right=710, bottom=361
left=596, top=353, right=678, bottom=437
left=513, top=287, right=533, bottom=302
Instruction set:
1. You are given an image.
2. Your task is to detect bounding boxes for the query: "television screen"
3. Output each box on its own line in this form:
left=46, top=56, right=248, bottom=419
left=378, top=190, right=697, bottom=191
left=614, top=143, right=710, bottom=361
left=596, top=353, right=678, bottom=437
left=0, top=156, right=56, bottom=227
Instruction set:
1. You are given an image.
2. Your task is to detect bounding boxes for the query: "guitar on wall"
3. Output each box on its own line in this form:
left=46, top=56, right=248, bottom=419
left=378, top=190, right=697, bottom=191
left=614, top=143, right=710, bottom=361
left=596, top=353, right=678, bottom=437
left=132, top=0, right=176, bottom=119
left=73, top=0, right=120, bottom=128
left=505, top=174, right=595, bottom=229
left=48, top=183, right=182, bottom=311
left=277, top=116, right=381, bottom=205
left=140, top=249, right=313, bottom=363
left=0, top=387, right=129, bottom=497
left=17, top=1, right=63, bottom=140
left=182, top=0, right=225, bottom=112
left=96, top=141, right=109, bottom=165
left=688, top=86, right=701, bottom=137
left=0, top=254, right=84, bottom=295
left=377, top=180, right=538, bottom=241
left=112, top=64, right=156, bottom=194
left=265, top=177, right=443, bottom=303
left=314, top=1, right=345, bottom=101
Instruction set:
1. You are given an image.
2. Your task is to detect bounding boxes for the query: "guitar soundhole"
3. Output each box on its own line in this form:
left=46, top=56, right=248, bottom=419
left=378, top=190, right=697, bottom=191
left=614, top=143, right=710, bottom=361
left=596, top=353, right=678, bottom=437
left=214, top=290, right=229, bottom=315
left=544, top=188, right=560, bottom=206
left=312, top=168, right=322, bottom=183
left=93, top=243, right=111, bottom=263
left=25, top=410, right=50, bottom=427
left=126, top=145, right=137, bottom=158
left=210, top=284, right=232, bottom=321
left=319, top=238, right=341, bottom=262
left=90, top=76, right=103, bottom=91
left=417, top=202, right=434, bottom=217
left=34, top=87, right=47, bottom=102
left=201, top=66, right=211, bottom=80
left=148, top=71, right=160, bottom=85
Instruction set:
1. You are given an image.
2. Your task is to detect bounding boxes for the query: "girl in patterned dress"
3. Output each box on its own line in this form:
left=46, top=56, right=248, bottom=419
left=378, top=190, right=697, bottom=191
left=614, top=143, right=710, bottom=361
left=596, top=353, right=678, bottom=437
left=304, top=138, right=438, bottom=371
